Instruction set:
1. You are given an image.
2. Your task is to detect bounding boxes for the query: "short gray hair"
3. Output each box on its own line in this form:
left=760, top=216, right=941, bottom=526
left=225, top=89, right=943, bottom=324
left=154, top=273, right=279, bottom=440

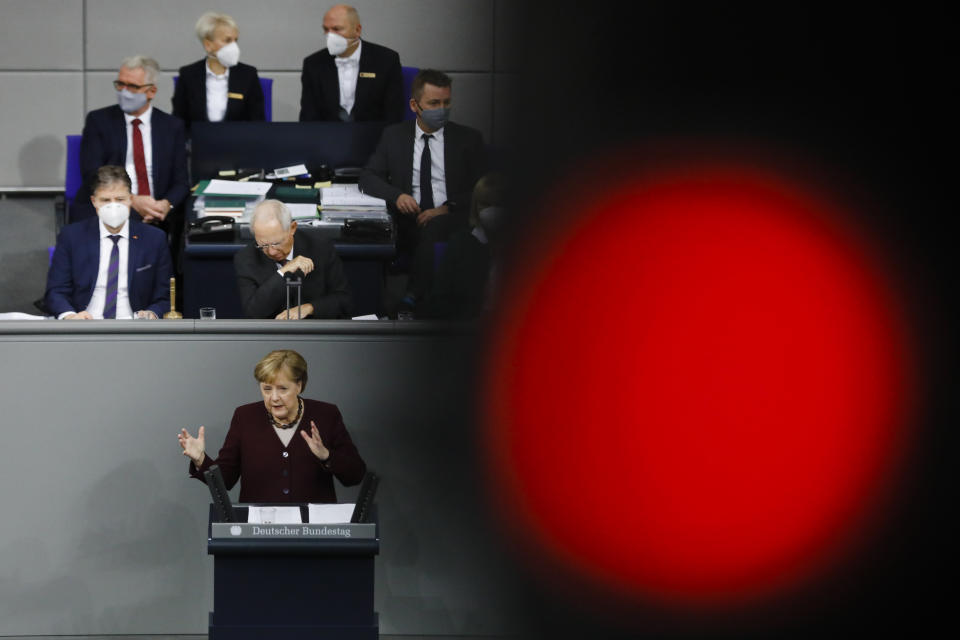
left=195, top=12, right=238, bottom=41
left=250, top=199, right=292, bottom=230
left=120, top=55, right=160, bottom=85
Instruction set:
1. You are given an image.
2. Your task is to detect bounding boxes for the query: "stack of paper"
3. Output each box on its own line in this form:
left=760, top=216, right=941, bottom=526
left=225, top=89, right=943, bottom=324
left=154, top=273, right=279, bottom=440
left=320, top=184, right=387, bottom=211
left=319, top=184, right=389, bottom=224
left=194, top=179, right=272, bottom=219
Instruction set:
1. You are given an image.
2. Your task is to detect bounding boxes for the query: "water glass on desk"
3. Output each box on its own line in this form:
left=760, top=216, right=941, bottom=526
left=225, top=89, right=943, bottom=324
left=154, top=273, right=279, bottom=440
left=199, top=307, right=217, bottom=320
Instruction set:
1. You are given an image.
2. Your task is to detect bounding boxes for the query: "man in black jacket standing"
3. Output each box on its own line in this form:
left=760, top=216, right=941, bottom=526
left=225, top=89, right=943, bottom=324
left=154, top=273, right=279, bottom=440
left=299, top=4, right=404, bottom=123
left=234, top=200, right=352, bottom=319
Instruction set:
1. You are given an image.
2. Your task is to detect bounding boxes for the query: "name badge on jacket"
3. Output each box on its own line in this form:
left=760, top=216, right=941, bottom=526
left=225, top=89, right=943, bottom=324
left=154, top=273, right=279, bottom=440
left=228, top=92, right=244, bottom=100
left=359, top=72, right=376, bottom=78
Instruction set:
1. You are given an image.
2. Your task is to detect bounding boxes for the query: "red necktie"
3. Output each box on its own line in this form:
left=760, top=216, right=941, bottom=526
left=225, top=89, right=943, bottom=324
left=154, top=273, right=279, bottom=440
left=131, top=118, right=150, bottom=196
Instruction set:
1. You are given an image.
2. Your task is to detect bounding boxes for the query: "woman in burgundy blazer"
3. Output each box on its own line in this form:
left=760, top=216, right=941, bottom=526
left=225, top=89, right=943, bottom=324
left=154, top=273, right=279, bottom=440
left=179, top=350, right=365, bottom=503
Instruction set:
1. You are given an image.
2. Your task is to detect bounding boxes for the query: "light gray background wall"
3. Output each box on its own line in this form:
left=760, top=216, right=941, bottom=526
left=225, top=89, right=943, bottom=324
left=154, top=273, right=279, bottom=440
left=0, top=0, right=523, bottom=189
left=0, top=324, right=520, bottom=636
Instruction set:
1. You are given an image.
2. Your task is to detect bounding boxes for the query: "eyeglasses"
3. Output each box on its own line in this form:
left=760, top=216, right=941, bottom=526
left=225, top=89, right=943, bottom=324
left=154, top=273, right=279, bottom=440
left=113, top=80, right=154, bottom=92
left=256, top=240, right=286, bottom=251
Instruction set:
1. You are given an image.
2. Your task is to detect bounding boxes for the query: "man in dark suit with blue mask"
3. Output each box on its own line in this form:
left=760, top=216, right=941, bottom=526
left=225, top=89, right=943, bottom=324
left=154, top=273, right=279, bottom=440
left=72, top=56, right=189, bottom=242
left=46, top=165, right=173, bottom=320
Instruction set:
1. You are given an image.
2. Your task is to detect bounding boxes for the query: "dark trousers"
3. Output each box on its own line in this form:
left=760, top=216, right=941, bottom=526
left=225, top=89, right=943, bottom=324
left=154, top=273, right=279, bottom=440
left=393, top=209, right=468, bottom=300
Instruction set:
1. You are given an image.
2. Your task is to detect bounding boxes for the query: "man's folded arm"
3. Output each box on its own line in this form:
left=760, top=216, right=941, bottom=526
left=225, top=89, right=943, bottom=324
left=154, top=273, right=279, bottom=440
left=44, top=233, right=76, bottom=317
left=145, top=241, right=174, bottom=317
left=359, top=137, right=404, bottom=205
left=235, top=254, right=286, bottom=318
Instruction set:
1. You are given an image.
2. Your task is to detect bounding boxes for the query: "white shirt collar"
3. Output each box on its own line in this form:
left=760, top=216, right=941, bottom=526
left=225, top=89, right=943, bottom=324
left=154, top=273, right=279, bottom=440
left=334, top=39, right=362, bottom=65
left=205, top=59, right=229, bottom=79
left=123, top=105, right=153, bottom=125
left=416, top=120, right=445, bottom=139
left=98, top=217, right=130, bottom=239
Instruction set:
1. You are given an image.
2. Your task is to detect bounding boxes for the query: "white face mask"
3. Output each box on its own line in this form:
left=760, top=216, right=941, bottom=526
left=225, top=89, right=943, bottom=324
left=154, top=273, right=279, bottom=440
left=326, top=32, right=354, bottom=56
left=215, top=41, right=240, bottom=68
left=477, top=206, right=505, bottom=231
left=97, top=202, right=130, bottom=229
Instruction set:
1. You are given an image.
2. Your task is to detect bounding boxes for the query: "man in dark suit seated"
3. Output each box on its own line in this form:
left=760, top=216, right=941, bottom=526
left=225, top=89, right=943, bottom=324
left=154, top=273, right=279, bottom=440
left=46, top=165, right=173, bottom=320
left=73, top=55, right=189, bottom=244
left=172, top=11, right=265, bottom=128
left=234, top=200, right=353, bottom=319
left=299, top=4, right=404, bottom=123
left=359, top=69, right=486, bottom=310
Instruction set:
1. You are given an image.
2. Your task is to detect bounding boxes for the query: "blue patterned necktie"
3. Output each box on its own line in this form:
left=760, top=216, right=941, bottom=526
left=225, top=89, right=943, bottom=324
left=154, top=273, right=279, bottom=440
left=103, top=235, right=121, bottom=319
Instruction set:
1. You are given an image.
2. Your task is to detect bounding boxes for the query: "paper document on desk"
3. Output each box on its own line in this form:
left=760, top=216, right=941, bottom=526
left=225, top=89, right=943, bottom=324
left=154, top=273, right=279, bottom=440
left=308, top=503, right=356, bottom=524
left=320, top=184, right=386, bottom=208
left=321, top=209, right=390, bottom=222
left=247, top=506, right=302, bottom=524
left=286, top=203, right=320, bottom=220
left=202, top=179, right=273, bottom=196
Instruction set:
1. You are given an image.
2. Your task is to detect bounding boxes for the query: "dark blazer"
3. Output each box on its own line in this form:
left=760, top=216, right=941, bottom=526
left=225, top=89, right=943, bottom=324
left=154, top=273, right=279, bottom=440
left=44, top=217, right=173, bottom=318
left=190, top=399, right=366, bottom=504
left=172, top=59, right=265, bottom=127
left=299, top=40, right=404, bottom=123
left=233, top=229, right=353, bottom=319
left=359, top=120, right=486, bottom=214
left=72, top=105, right=189, bottom=223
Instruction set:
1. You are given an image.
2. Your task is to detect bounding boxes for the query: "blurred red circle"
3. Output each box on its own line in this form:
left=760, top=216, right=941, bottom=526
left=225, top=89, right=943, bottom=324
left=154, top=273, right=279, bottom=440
left=485, top=166, right=913, bottom=607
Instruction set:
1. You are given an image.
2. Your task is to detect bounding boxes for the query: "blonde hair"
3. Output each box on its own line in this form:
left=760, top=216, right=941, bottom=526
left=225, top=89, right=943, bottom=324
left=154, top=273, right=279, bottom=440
left=195, top=12, right=238, bottom=42
left=254, top=350, right=308, bottom=390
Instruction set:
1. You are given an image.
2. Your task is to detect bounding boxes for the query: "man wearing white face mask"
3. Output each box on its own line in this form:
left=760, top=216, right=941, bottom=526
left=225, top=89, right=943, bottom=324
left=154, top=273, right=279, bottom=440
left=172, top=12, right=265, bottom=128
left=73, top=55, right=188, bottom=241
left=46, top=166, right=173, bottom=320
left=299, top=4, right=404, bottom=122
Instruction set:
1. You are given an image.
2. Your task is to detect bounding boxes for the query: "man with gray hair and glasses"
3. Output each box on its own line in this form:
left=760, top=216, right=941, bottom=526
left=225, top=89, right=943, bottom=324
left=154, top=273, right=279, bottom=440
left=234, top=199, right=353, bottom=319
left=73, top=55, right=188, bottom=243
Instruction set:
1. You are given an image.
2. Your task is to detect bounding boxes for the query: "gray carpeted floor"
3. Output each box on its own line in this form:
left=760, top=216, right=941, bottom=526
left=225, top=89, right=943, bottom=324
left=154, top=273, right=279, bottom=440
left=0, top=194, right=57, bottom=315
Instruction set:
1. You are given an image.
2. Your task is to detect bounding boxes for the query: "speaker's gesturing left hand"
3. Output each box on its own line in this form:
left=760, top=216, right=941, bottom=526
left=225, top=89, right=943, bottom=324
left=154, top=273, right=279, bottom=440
left=300, top=420, right=330, bottom=461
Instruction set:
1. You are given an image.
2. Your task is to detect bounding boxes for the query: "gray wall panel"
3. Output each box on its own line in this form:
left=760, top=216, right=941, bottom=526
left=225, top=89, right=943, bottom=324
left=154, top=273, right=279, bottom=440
left=355, top=0, right=494, bottom=71
left=494, top=0, right=524, bottom=72
left=2, top=0, right=510, bottom=189
left=448, top=72, right=493, bottom=143
left=86, top=0, right=493, bottom=71
left=86, top=0, right=319, bottom=72
left=269, top=70, right=307, bottom=123
left=0, top=73, right=84, bottom=187
left=0, top=329, right=518, bottom=636
left=492, top=72, right=521, bottom=147
left=0, top=0, right=84, bottom=70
